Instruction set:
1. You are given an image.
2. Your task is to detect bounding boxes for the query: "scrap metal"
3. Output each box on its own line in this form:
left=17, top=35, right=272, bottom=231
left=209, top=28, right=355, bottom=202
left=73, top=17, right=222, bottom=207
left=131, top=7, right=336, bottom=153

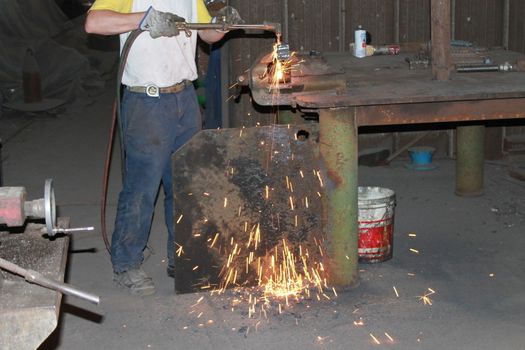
left=172, top=124, right=326, bottom=293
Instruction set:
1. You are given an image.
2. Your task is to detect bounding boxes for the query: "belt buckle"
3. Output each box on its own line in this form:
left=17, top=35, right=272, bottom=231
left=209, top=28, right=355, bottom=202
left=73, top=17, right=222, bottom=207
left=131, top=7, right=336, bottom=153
left=145, top=84, right=159, bottom=97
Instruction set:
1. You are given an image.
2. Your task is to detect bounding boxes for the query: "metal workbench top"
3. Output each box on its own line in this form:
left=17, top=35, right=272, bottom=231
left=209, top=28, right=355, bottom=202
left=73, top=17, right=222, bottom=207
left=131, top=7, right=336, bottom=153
left=301, top=50, right=525, bottom=108
left=249, top=48, right=525, bottom=126
left=251, top=49, right=525, bottom=106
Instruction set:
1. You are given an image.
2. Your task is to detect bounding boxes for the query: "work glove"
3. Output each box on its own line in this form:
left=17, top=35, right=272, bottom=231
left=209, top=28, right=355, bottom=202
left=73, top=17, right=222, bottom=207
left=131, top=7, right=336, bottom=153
left=212, top=6, right=243, bottom=31
left=139, top=6, right=185, bottom=39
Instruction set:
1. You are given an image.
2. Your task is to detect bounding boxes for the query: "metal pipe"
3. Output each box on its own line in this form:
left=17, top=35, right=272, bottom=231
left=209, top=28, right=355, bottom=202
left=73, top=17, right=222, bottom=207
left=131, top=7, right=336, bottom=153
left=282, top=0, right=289, bottom=43
left=431, top=0, right=453, bottom=81
left=456, top=65, right=500, bottom=72
left=319, top=108, right=358, bottom=288
left=456, top=125, right=485, bottom=196
left=180, top=22, right=281, bottom=33
left=456, top=62, right=514, bottom=73
left=0, top=257, right=100, bottom=305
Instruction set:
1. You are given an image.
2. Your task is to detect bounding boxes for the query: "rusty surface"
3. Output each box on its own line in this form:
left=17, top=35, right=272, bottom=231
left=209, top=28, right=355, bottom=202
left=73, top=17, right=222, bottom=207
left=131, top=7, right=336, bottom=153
left=431, top=0, right=452, bottom=81
left=249, top=50, right=525, bottom=125
left=172, top=124, right=325, bottom=293
left=225, top=0, right=525, bottom=127
left=249, top=51, right=346, bottom=108
left=455, top=0, right=504, bottom=48
left=0, top=226, right=68, bottom=350
left=318, top=109, right=358, bottom=288
left=354, top=99, right=525, bottom=126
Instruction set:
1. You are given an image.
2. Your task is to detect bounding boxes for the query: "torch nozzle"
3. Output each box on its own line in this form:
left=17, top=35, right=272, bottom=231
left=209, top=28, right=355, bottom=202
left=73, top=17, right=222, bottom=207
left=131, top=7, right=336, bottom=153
left=275, top=43, right=291, bottom=62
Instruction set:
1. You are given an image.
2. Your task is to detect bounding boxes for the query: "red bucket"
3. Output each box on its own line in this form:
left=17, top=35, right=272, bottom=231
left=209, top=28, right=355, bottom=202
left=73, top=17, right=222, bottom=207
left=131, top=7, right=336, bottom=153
left=358, top=187, right=396, bottom=263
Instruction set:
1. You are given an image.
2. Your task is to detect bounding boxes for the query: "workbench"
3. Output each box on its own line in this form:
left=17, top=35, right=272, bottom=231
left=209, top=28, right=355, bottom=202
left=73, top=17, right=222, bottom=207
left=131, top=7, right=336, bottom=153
left=248, top=47, right=525, bottom=289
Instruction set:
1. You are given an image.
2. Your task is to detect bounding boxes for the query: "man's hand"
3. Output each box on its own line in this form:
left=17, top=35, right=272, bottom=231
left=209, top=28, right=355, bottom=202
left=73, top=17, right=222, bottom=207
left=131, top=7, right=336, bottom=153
left=212, top=6, right=243, bottom=31
left=139, top=6, right=185, bottom=39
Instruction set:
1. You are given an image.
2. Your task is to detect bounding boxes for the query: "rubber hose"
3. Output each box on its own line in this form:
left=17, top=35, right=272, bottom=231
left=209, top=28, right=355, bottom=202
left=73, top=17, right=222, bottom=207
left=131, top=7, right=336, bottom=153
left=100, top=29, right=143, bottom=254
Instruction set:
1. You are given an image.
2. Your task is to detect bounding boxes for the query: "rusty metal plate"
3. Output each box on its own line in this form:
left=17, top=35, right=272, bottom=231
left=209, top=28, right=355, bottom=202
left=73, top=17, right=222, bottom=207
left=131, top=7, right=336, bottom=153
left=249, top=50, right=525, bottom=114
left=172, top=124, right=325, bottom=293
left=249, top=51, right=346, bottom=107
left=354, top=99, right=525, bottom=126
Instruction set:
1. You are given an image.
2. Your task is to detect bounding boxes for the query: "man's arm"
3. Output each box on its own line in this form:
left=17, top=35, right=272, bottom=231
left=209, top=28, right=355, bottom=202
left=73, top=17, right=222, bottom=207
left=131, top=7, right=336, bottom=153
left=85, top=10, right=144, bottom=35
left=86, top=4, right=227, bottom=42
left=199, top=5, right=244, bottom=44
left=198, top=30, right=225, bottom=44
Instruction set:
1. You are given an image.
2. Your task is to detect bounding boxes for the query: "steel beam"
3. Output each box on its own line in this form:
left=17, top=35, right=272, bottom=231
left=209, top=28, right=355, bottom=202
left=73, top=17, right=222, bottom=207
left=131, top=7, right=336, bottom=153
left=354, top=99, right=525, bottom=127
left=318, top=108, right=358, bottom=288
left=456, top=125, right=485, bottom=196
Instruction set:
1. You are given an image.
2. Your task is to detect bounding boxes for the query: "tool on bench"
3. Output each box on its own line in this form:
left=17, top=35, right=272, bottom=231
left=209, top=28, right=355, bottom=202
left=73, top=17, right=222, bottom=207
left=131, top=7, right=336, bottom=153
left=456, top=61, right=514, bottom=73
left=405, top=52, right=430, bottom=70
left=0, top=257, right=100, bottom=304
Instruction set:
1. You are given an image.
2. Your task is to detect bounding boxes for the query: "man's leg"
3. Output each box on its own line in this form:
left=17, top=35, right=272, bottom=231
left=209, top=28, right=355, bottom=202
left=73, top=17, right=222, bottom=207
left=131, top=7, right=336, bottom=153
left=163, top=85, right=202, bottom=275
left=112, top=90, right=184, bottom=294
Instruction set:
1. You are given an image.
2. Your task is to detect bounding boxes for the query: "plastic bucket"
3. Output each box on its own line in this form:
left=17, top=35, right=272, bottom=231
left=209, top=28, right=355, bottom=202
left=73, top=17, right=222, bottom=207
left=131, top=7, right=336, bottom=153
left=358, top=186, right=396, bottom=263
left=408, top=146, right=435, bottom=165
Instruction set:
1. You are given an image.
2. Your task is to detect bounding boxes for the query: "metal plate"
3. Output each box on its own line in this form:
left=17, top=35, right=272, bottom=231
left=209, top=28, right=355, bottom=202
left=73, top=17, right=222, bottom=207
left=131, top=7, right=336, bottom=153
left=0, top=227, right=69, bottom=349
left=249, top=49, right=525, bottom=113
left=172, top=124, right=325, bottom=293
left=249, top=51, right=346, bottom=107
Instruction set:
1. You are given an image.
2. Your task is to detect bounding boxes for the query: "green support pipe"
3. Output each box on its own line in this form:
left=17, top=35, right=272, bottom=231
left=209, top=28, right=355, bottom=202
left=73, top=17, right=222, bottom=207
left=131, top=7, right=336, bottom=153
left=318, top=108, right=359, bottom=288
left=456, top=125, right=485, bottom=196
left=277, top=109, right=295, bottom=125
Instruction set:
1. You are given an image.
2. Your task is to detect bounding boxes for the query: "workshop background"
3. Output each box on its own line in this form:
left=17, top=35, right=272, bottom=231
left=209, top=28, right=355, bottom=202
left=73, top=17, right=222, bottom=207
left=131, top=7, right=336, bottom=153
left=1, top=0, right=525, bottom=349
left=221, top=0, right=525, bottom=159
left=2, top=0, right=525, bottom=158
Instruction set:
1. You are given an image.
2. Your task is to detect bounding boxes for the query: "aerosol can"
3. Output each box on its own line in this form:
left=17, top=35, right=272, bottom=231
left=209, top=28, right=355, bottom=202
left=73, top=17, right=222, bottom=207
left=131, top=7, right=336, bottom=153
left=354, top=25, right=367, bottom=58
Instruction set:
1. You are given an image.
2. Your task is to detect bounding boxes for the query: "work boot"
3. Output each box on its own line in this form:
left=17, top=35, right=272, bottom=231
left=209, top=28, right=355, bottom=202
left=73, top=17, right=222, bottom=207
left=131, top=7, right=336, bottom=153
left=167, top=265, right=174, bottom=278
left=113, top=268, right=156, bottom=296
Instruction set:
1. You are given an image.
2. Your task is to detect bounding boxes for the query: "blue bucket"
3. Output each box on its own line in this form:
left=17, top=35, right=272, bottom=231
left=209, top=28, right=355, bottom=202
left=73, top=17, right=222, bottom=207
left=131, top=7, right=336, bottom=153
left=408, top=146, right=435, bottom=165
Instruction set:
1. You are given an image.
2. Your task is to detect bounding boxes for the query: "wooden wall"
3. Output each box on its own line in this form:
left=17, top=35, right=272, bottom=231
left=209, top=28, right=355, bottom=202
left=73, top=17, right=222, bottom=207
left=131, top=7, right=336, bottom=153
left=219, top=0, right=524, bottom=137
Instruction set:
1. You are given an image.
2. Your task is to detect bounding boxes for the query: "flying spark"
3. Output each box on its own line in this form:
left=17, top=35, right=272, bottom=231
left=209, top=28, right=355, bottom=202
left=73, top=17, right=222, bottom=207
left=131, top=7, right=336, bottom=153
left=370, top=333, right=381, bottom=345
left=393, top=286, right=399, bottom=298
left=385, top=332, right=394, bottom=342
left=418, top=288, right=436, bottom=306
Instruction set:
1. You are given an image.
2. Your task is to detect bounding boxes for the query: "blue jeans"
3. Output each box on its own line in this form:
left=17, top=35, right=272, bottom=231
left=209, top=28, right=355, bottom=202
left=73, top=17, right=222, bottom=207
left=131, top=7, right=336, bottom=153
left=111, top=85, right=201, bottom=273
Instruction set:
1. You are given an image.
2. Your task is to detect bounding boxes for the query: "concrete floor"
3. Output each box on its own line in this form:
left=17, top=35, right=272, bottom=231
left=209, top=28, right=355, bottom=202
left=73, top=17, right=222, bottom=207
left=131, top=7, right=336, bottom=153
left=2, top=88, right=525, bottom=350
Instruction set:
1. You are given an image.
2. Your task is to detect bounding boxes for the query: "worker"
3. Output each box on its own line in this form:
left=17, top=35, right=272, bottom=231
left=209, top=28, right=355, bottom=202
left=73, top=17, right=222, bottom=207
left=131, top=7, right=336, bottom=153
left=85, top=1, right=239, bottom=296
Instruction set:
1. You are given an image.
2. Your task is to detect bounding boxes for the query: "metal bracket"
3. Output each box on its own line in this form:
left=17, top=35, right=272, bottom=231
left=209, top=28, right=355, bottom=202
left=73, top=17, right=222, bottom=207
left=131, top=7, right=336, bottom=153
left=44, top=179, right=56, bottom=236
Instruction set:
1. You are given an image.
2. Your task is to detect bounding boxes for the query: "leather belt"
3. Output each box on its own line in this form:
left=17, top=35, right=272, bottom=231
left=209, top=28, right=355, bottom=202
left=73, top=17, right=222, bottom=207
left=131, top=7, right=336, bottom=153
left=126, top=80, right=192, bottom=97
